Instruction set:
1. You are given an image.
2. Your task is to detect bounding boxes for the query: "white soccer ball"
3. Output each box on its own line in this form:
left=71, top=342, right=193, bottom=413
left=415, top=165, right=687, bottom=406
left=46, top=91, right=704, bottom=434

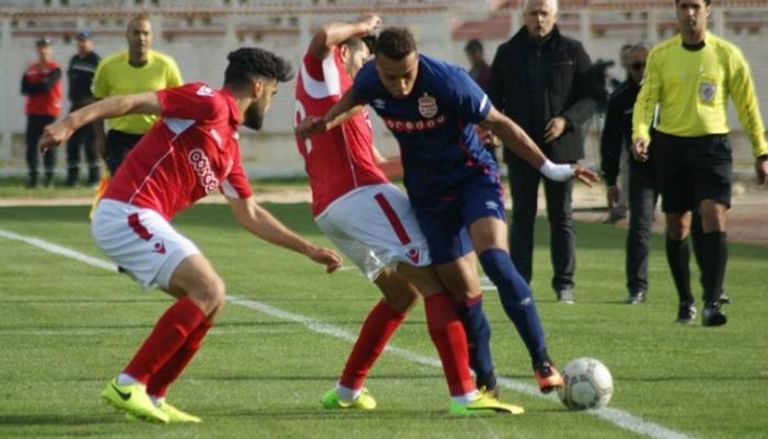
left=557, top=357, right=614, bottom=410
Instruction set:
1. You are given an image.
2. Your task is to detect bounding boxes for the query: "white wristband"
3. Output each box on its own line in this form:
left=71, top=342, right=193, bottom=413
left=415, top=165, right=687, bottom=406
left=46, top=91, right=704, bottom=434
left=539, top=160, right=575, bottom=182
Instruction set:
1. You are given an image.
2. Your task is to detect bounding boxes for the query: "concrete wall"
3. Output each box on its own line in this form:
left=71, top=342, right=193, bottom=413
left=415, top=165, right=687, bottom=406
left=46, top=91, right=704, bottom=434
left=2, top=4, right=767, bottom=176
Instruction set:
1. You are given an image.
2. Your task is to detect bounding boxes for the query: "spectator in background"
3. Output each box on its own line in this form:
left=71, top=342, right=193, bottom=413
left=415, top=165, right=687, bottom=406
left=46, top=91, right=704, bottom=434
left=600, top=43, right=655, bottom=304
left=65, top=30, right=101, bottom=187
left=464, top=38, right=497, bottom=162
left=464, top=39, right=491, bottom=90
left=619, top=44, right=632, bottom=78
left=488, top=0, right=597, bottom=304
left=603, top=43, right=635, bottom=224
left=21, top=37, right=62, bottom=188
left=92, top=14, right=182, bottom=176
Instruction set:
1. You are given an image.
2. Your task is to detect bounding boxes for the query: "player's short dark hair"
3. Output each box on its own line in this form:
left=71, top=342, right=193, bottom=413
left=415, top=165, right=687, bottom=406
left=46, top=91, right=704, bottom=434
left=374, top=27, right=417, bottom=60
left=465, top=39, right=483, bottom=53
left=224, top=47, right=293, bottom=87
left=674, top=0, right=711, bottom=5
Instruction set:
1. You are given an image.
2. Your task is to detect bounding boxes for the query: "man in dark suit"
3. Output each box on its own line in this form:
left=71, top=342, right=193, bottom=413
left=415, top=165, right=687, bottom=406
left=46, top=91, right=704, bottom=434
left=488, top=0, right=597, bottom=303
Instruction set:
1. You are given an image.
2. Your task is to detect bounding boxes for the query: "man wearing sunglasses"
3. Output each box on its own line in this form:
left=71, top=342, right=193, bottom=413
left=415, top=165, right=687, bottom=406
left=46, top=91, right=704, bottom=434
left=600, top=43, right=655, bottom=305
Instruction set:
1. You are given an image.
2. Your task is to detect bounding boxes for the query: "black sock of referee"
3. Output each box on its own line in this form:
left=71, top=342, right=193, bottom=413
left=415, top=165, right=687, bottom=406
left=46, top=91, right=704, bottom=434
left=665, top=236, right=694, bottom=304
left=691, top=213, right=705, bottom=280
left=699, top=231, right=728, bottom=305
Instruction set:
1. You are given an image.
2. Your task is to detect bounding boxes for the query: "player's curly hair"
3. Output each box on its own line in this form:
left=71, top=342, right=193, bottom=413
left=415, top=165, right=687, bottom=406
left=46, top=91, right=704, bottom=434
left=374, top=27, right=417, bottom=61
left=224, top=47, right=293, bottom=87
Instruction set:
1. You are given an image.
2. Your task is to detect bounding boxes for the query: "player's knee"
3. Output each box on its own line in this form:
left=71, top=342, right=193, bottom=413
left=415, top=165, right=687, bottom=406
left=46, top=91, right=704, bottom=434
left=209, top=277, right=227, bottom=308
left=385, top=290, right=419, bottom=313
left=448, top=288, right=482, bottom=302
left=191, top=276, right=226, bottom=314
left=665, top=217, right=690, bottom=240
left=699, top=205, right=727, bottom=232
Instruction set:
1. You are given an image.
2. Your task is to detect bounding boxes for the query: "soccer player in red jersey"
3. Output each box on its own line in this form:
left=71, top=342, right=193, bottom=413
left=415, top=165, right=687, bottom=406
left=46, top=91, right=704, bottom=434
left=294, top=16, right=519, bottom=415
left=39, top=47, right=343, bottom=424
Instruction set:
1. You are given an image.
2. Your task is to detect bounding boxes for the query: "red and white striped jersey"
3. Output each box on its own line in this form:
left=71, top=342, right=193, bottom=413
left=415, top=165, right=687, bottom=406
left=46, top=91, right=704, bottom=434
left=294, top=47, right=388, bottom=217
left=104, top=83, right=252, bottom=220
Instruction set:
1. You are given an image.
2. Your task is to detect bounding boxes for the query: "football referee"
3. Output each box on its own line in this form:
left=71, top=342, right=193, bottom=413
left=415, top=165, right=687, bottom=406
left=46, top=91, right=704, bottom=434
left=92, top=14, right=182, bottom=175
left=632, top=0, right=768, bottom=326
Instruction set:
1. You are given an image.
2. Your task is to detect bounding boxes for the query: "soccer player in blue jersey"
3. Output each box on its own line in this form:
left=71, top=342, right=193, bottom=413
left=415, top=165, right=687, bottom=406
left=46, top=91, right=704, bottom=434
left=298, top=27, right=597, bottom=391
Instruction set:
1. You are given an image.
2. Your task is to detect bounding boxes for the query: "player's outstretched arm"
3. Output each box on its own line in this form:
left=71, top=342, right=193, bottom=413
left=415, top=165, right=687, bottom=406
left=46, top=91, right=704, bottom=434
left=310, top=14, right=381, bottom=59
left=372, top=146, right=403, bottom=180
left=39, top=92, right=160, bottom=152
left=295, top=88, right=364, bottom=139
left=479, top=106, right=598, bottom=186
left=226, top=195, right=342, bottom=273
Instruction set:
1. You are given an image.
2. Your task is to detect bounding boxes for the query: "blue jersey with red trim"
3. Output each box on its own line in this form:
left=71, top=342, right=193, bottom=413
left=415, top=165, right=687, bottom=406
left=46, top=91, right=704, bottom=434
left=353, top=54, right=495, bottom=205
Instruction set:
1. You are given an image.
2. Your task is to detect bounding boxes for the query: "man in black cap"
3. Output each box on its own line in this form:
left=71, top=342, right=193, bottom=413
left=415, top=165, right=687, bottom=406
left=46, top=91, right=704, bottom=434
left=21, top=37, right=62, bottom=187
left=65, top=31, right=101, bottom=186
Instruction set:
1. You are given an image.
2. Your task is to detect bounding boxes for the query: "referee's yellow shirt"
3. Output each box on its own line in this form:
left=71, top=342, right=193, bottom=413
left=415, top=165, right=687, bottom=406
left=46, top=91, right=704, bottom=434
left=633, top=33, right=768, bottom=158
left=92, top=49, right=183, bottom=135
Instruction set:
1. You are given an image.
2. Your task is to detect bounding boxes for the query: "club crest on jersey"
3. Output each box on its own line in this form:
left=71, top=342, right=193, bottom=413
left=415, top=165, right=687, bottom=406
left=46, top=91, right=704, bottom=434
left=699, top=82, right=716, bottom=104
left=418, top=94, right=438, bottom=119
left=406, top=247, right=421, bottom=264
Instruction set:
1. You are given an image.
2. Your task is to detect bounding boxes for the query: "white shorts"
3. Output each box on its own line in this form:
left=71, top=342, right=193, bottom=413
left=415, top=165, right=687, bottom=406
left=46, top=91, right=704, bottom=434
left=315, top=184, right=431, bottom=282
left=91, top=199, right=200, bottom=290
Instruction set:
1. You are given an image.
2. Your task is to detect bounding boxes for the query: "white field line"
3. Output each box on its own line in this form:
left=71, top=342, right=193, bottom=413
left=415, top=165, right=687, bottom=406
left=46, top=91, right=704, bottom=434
left=0, top=228, right=697, bottom=439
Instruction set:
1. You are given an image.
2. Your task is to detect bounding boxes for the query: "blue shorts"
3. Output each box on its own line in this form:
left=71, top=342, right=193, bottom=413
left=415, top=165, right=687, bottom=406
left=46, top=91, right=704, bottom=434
left=413, top=172, right=506, bottom=264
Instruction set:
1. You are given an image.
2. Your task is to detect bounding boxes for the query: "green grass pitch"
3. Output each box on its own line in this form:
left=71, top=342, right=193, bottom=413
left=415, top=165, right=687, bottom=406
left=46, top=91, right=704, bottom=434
left=1, top=203, right=766, bottom=438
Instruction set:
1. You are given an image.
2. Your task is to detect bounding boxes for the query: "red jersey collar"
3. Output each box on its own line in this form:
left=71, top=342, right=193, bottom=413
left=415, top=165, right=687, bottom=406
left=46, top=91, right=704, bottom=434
left=220, top=88, right=242, bottom=126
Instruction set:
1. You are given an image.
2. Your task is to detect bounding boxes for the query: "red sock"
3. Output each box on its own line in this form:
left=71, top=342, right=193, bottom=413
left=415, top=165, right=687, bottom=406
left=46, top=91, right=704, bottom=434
left=124, top=297, right=206, bottom=384
left=146, top=319, right=213, bottom=398
left=339, top=300, right=406, bottom=390
left=424, top=293, right=475, bottom=397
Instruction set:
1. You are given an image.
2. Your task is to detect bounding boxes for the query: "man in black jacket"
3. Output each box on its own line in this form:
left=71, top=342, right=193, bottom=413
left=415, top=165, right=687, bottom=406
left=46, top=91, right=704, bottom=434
left=488, top=0, right=596, bottom=303
left=600, top=43, right=656, bottom=305
left=65, top=31, right=101, bottom=187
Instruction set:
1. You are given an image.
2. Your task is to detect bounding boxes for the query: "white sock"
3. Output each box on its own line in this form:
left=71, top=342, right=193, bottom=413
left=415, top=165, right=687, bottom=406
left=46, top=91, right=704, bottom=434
left=116, top=373, right=139, bottom=387
left=451, top=390, right=480, bottom=405
left=335, top=383, right=361, bottom=402
left=150, top=395, right=165, bottom=407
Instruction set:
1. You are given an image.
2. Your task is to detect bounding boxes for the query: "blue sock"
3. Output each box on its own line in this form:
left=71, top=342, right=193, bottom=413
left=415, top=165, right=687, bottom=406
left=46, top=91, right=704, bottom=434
left=456, top=296, right=495, bottom=388
left=478, top=248, right=548, bottom=361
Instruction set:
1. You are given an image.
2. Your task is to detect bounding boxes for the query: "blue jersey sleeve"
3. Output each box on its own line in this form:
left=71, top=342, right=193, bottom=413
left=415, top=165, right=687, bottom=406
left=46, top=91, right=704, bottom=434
left=352, top=61, right=378, bottom=104
left=445, top=66, right=491, bottom=124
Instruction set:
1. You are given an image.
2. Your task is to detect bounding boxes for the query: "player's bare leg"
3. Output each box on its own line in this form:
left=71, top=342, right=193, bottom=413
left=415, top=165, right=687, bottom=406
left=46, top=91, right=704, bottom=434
left=397, top=263, right=522, bottom=414
left=323, top=263, right=522, bottom=414
left=323, top=269, right=417, bottom=409
left=466, top=217, right=563, bottom=393
left=103, top=254, right=224, bottom=423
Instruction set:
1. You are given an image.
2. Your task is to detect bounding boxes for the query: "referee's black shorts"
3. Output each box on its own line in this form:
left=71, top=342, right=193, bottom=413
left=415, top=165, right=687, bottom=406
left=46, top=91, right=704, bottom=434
left=653, top=131, right=732, bottom=213
left=106, top=130, right=144, bottom=176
